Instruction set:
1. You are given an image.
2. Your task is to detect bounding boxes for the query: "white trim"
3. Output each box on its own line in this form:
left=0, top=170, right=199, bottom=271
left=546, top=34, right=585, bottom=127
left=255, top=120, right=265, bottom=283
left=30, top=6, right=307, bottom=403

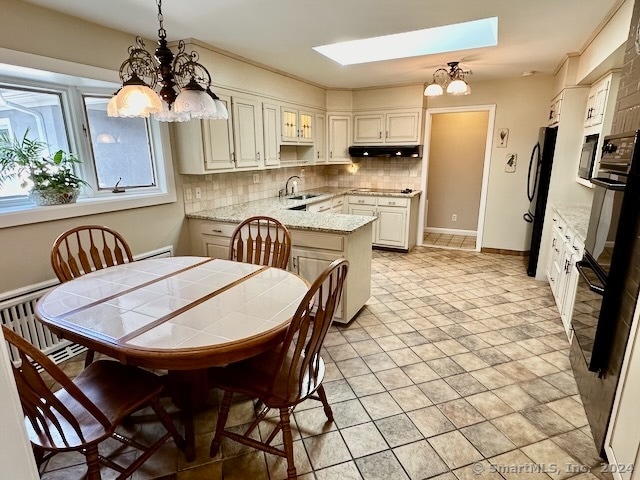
left=424, top=227, right=477, bottom=236
left=604, top=298, right=640, bottom=479
left=417, top=104, right=496, bottom=253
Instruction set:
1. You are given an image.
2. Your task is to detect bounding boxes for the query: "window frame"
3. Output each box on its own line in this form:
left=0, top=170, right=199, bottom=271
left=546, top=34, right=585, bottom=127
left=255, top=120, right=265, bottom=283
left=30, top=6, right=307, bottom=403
left=0, top=74, right=177, bottom=229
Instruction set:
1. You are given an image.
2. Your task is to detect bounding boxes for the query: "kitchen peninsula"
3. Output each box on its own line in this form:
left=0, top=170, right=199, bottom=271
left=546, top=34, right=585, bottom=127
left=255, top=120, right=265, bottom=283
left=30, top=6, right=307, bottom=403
left=187, top=187, right=420, bottom=323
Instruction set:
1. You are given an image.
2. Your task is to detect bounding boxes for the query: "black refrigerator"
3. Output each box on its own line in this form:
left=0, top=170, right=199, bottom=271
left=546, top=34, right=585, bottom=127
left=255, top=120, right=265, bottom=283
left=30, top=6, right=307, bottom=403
left=525, top=126, right=558, bottom=276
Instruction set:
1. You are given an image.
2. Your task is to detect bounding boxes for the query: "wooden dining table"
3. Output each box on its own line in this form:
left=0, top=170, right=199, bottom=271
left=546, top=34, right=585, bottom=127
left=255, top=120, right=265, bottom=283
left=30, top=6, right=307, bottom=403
left=35, top=256, right=310, bottom=461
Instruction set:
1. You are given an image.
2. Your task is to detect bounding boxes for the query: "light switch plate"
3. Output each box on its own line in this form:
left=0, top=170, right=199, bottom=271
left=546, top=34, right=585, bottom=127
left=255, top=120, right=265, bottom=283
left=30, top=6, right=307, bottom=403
left=253, top=174, right=260, bottom=184
left=195, top=187, right=202, bottom=199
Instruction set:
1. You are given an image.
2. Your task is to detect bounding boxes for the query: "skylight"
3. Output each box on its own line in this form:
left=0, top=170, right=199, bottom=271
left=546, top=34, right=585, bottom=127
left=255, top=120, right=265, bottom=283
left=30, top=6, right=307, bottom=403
left=313, top=17, right=498, bottom=66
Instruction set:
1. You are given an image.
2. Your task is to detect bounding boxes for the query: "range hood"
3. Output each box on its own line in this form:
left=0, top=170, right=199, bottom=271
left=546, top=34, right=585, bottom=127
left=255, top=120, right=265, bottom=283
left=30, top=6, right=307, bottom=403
left=348, top=145, right=423, bottom=158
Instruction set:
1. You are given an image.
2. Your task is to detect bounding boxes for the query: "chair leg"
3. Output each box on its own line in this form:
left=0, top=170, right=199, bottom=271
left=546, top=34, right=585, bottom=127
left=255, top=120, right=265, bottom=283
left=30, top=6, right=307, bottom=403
left=279, top=407, right=297, bottom=480
left=84, top=444, right=101, bottom=480
left=317, top=385, right=333, bottom=422
left=150, top=399, right=185, bottom=450
left=210, top=391, right=233, bottom=457
left=84, top=349, right=95, bottom=368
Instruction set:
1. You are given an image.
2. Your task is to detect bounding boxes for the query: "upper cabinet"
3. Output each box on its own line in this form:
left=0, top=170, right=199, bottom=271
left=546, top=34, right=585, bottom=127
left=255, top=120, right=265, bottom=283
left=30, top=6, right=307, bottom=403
left=281, top=106, right=314, bottom=144
left=548, top=91, right=563, bottom=126
left=328, top=114, right=352, bottom=164
left=353, top=109, right=421, bottom=145
left=583, top=71, right=619, bottom=132
left=173, top=93, right=265, bottom=174
left=315, top=113, right=327, bottom=164
left=262, top=103, right=281, bottom=168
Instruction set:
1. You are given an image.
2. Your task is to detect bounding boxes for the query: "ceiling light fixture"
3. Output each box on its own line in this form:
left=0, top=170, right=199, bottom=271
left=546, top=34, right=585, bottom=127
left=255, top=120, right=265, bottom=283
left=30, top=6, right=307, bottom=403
left=424, top=62, right=472, bottom=97
left=107, top=0, right=227, bottom=122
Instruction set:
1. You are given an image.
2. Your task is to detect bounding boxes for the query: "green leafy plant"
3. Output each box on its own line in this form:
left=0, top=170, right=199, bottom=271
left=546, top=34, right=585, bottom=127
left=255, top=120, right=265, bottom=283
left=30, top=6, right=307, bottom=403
left=0, top=129, right=87, bottom=193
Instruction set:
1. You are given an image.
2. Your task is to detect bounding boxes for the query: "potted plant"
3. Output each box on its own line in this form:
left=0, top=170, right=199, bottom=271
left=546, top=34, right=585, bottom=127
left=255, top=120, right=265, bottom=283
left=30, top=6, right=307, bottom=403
left=0, top=130, right=87, bottom=206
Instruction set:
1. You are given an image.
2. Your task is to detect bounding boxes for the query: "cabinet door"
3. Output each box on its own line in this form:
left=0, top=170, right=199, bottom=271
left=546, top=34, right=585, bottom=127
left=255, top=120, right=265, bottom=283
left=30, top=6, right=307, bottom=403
left=376, top=206, right=407, bottom=248
left=174, top=94, right=234, bottom=173
left=591, top=78, right=610, bottom=127
left=315, top=113, right=326, bottom=164
left=348, top=205, right=376, bottom=243
left=232, top=97, right=262, bottom=169
left=353, top=114, right=384, bottom=144
left=328, top=115, right=351, bottom=164
left=299, top=111, right=314, bottom=143
left=386, top=112, right=420, bottom=143
left=291, top=247, right=343, bottom=320
left=281, top=107, right=299, bottom=142
left=262, top=103, right=280, bottom=167
left=202, top=234, right=230, bottom=260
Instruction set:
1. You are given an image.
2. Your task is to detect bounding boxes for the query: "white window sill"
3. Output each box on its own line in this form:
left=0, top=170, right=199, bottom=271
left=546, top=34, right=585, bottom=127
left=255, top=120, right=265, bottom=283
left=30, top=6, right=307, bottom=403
left=0, top=190, right=178, bottom=229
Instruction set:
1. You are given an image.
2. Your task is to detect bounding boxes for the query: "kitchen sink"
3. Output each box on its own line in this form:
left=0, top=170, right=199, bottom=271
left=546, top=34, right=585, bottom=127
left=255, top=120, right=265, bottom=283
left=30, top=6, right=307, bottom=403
left=289, top=193, right=320, bottom=200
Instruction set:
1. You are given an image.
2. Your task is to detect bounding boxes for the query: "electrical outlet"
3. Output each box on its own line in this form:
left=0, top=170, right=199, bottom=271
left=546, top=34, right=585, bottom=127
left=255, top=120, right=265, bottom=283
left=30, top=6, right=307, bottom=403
left=253, top=173, right=260, bottom=184
left=195, top=187, right=202, bottom=199
left=185, top=188, right=193, bottom=201
left=451, top=214, right=457, bottom=222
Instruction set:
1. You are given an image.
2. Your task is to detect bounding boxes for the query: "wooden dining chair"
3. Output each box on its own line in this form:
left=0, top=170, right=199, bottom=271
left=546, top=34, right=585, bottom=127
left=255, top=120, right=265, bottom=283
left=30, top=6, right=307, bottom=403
left=2, top=325, right=184, bottom=480
left=51, top=225, right=134, bottom=282
left=51, top=225, right=134, bottom=366
left=228, top=216, right=292, bottom=269
left=209, top=258, right=349, bottom=479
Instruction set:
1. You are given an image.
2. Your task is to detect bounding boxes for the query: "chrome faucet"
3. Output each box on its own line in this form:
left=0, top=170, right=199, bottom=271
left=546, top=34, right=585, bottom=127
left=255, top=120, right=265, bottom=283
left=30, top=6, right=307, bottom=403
left=284, top=175, right=301, bottom=196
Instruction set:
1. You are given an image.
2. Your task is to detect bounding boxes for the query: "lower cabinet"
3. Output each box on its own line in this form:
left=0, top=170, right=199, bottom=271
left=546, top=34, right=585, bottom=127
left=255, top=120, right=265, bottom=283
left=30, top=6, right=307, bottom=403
left=347, top=194, right=419, bottom=251
left=189, top=217, right=372, bottom=324
left=546, top=211, right=584, bottom=341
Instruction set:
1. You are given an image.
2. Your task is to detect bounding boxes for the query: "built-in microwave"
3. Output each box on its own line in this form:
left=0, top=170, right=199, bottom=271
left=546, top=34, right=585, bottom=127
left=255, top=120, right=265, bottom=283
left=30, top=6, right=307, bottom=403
left=578, top=133, right=599, bottom=180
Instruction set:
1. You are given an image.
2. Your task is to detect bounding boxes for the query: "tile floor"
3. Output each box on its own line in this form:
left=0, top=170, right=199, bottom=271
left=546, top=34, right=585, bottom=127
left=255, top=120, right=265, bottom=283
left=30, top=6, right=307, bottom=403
left=41, top=247, right=612, bottom=480
left=423, top=233, right=476, bottom=250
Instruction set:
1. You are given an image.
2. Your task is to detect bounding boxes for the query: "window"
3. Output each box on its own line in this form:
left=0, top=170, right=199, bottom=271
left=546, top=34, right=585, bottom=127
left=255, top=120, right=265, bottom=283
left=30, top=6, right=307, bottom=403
left=0, top=86, right=70, bottom=199
left=83, top=96, right=157, bottom=190
left=0, top=68, right=176, bottom=227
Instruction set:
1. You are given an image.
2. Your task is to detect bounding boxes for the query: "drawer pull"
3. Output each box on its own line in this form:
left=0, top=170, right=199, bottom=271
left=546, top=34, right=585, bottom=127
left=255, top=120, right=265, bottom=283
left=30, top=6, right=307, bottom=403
left=211, top=229, right=223, bottom=233
left=565, top=235, right=570, bottom=240
left=358, top=200, right=364, bottom=203
left=388, top=201, right=396, bottom=205
left=573, top=246, right=580, bottom=252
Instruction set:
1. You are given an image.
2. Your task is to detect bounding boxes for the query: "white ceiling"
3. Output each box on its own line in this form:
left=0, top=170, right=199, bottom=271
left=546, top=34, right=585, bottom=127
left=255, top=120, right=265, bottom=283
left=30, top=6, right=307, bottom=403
left=22, top=0, right=622, bottom=89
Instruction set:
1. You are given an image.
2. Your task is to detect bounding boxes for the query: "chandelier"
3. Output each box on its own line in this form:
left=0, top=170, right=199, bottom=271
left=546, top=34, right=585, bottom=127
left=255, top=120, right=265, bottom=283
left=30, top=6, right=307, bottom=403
left=424, top=62, right=471, bottom=97
left=107, top=0, right=228, bottom=122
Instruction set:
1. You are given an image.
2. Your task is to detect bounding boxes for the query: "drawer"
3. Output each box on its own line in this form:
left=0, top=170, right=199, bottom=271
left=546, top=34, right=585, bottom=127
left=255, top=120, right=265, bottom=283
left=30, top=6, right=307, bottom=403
left=307, top=199, right=333, bottom=213
left=572, top=237, right=585, bottom=257
left=200, top=221, right=236, bottom=237
left=562, top=228, right=575, bottom=246
left=332, top=196, right=344, bottom=208
left=377, top=197, right=409, bottom=207
left=292, top=230, right=344, bottom=251
left=348, top=195, right=376, bottom=206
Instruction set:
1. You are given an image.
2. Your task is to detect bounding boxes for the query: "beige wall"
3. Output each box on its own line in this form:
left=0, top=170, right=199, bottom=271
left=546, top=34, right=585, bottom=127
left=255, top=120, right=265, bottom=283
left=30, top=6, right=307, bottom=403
left=0, top=0, right=194, bottom=292
left=427, top=112, right=489, bottom=231
left=426, top=75, right=555, bottom=251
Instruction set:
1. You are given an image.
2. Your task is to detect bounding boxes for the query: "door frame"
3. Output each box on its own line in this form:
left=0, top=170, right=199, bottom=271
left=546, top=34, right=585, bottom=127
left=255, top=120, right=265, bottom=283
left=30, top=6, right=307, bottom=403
left=417, top=104, right=496, bottom=251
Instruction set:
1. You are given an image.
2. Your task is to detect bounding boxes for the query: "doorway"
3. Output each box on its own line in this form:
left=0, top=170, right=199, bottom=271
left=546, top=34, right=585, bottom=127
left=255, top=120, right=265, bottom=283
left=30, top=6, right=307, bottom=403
left=418, top=105, right=495, bottom=251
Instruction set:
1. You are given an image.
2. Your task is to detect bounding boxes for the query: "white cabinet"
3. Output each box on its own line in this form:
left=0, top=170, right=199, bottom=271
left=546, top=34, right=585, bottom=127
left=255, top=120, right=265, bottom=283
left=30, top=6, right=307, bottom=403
left=232, top=96, right=263, bottom=169
left=584, top=75, right=611, bottom=128
left=545, top=211, right=584, bottom=342
left=353, top=110, right=421, bottom=145
left=173, top=93, right=264, bottom=173
left=262, top=103, right=281, bottom=167
left=315, top=113, right=326, bottom=164
left=548, top=91, right=563, bottom=126
left=281, top=106, right=314, bottom=144
left=189, top=217, right=373, bottom=324
left=307, top=195, right=344, bottom=214
left=328, top=114, right=352, bottom=164
left=173, top=94, right=235, bottom=173
left=347, top=194, right=419, bottom=251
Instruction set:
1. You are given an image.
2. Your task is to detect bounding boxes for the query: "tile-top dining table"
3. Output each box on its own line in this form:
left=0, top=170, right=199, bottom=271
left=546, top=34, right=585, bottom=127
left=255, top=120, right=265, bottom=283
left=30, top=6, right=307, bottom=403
left=35, top=256, right=310, bottom=461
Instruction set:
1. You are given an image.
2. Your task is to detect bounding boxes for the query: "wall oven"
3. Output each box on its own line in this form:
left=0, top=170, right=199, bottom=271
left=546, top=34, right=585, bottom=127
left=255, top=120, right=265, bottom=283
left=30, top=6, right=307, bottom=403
left=572, top=131, right=640, bottom=372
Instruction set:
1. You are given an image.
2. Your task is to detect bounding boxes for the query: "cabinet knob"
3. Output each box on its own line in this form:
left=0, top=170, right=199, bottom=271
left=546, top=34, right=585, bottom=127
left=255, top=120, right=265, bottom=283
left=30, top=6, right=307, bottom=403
left=358, top=200, right=364, bottom=203
left=257, top=152, right=260, bottom=161
left=379, top=131, right=382, bottom=139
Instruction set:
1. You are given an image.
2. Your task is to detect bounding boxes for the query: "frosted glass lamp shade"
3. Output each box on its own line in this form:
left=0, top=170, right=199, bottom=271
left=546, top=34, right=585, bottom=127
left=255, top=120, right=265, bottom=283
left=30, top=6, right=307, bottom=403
left=213, top=99, right=229, bottom=120
left=154, top=102, right=191, bottom=122
left=424, top=82, right=443, bottom=97
left=446, top=79, right=470, bottom=95
left=110, top=83, right=162, bottom=117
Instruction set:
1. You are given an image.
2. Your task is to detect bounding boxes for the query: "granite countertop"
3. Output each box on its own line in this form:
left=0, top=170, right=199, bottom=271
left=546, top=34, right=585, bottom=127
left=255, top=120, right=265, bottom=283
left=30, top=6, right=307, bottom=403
left=553, top=204, right=591, bottom=242
left=187, top=186, right=421, bottom=235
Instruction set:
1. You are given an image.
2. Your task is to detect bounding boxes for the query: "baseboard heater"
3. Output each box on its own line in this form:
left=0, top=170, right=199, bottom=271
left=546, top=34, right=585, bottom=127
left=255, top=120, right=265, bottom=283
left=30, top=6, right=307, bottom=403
left=1, top=246, right=173, bottom=366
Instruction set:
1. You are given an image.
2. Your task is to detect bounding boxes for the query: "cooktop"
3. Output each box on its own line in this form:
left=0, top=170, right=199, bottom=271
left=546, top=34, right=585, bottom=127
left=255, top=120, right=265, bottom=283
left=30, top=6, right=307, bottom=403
left=354, top=188, right=414, bottom=194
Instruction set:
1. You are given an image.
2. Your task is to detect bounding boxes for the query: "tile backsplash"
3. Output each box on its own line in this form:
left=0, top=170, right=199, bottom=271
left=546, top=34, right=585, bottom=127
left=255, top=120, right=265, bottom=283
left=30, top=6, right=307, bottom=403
left=182, top=158, right=422, bottom=214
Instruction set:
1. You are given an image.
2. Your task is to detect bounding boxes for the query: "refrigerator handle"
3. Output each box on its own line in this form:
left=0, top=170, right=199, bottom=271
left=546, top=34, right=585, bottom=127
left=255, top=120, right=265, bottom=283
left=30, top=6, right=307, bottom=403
left=576, top=260, right=605, bottom=295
